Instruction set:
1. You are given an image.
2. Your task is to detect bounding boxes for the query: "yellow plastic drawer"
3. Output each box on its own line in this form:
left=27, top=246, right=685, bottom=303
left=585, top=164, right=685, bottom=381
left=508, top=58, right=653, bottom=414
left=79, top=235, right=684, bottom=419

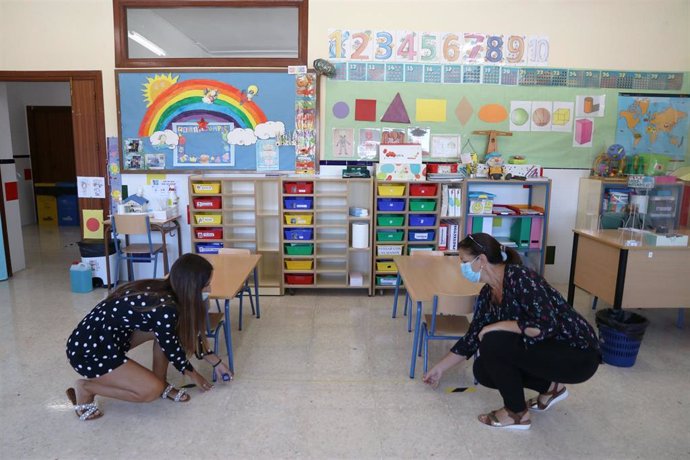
left=284, top=214, right=313, bottom=225
left=376, top=261, right=398, bottom=272
left=194, top=214, right=222, bottom=225
left=285, top=259, right=313, bottom=270
left=377, top=184, right=405, bottom=196
left=193, top=183, right=221, bottom=194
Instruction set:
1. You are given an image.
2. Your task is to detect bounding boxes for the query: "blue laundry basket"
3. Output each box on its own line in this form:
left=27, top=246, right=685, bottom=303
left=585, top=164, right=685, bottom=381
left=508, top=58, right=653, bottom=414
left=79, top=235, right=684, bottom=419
left=596, top=309, right=649, bottom=368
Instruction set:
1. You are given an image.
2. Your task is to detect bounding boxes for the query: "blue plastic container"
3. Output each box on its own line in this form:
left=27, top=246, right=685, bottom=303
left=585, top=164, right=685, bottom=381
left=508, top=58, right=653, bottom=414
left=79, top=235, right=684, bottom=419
left=377, top=198, right=405, bottom=212
left=70, top=263, right=93, bottom=293
left=284, top=228, right=313, bottom=241
left=409, top=214, right=437, bottom=227
left=57, top=195, right=79, bottom=226
left=196, top=242, right=224, bottom=254
left=284, top=197, right=313, bottom=209
left=598, top=326, right=642, bottom=367
left=408, top=230, right=436, bottom=241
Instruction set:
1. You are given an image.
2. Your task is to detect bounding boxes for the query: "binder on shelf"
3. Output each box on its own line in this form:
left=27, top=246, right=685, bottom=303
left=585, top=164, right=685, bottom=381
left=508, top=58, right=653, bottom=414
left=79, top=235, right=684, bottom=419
left=449, top=223, right=459, bottom=251
left=481, top=216, right=493, bottom=234
left=510, top=219, right=531, bottom=247
left=472, top=216, right=484, bottom=233
left=529, top=216, right=543, bottom=248
left=441, top=184, right=449, bottom=217
left=438, top=221, right=449, bottom=250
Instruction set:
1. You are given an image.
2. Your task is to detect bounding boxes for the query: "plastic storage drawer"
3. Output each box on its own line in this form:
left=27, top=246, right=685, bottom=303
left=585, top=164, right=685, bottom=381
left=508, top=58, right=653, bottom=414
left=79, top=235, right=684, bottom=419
left=409, top=230, right=436, bottom=241
left=376, top=261, right=398, bottom=272
left=193, top=196, right=222, bottom=209
left=284, top=228, right=313, bottom=240
left=194, top=228, right=223, bottom=240
left=194, top=214, right=222, bottom=225
left=284, top=197, right=313, bottom=209
left=283, top=181, right=314, bottom=194
left=376, top=230, right=404, bottom=241
left=377, top=198, right=405, bottom=211
left=409, top=214, right=436, bottom=227
left=408, top=245, right=435, bottom=255
left=196, top=242, right=223, bottom=254
left=284, top=243, right=314, bottom=255
left=377, top=185, right=405, bottom=196
left=409, top=199, right=436, bottom=212
left=285, top=274, right=314, bottom=285
left=377, top=245, right=404, bottom=256
left=285, top=259, right=314, bottom=270
left=377, top=214, right=405, bottom=227
left=192, top=183, right=221, bottom=194
left=409, top=184, right=438, bottom=196
left=284, top=214, right=313, bottom=225
left=376, top=275, right=399, bottom=286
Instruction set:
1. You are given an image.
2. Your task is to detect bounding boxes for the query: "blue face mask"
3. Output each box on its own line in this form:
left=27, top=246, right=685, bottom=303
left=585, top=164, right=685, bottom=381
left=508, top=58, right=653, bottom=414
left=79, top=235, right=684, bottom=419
left=461, top=256, right=481, bottom=283
left=201, top=292, right=209, bottom=302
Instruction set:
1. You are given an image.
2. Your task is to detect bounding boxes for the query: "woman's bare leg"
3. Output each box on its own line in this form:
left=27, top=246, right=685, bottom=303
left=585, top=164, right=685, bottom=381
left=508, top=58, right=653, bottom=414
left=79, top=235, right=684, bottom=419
left=74, top=359, right=166, bottom=404
left=128, top=330, right=169, bottom=381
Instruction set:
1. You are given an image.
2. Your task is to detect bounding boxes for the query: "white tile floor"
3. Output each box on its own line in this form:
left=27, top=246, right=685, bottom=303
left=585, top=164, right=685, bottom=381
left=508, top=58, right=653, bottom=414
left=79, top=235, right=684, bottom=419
left=2, top=225, right=690, bottom=459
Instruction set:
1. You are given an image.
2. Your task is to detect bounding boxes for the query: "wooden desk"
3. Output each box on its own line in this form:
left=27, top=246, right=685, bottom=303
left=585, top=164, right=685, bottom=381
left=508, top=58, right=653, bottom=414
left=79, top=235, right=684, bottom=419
left=203, top=253, right=262, bottom=373
left=104, top=215, right=182, bottom=287
left=392, top=255, right=482, bottom=378
left=567, top=229, right=690, bottom=311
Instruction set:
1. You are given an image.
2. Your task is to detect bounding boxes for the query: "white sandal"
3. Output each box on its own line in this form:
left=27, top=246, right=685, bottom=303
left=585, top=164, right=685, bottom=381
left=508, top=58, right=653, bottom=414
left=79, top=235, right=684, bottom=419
left=66, top=387, right=103, bottom=421
left=161, top=384, right=189, bottom=402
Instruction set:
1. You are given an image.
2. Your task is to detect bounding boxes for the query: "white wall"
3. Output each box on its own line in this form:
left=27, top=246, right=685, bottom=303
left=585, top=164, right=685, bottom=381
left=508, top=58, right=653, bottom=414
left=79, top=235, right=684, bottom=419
left=5, top=82, right=71, bottom=225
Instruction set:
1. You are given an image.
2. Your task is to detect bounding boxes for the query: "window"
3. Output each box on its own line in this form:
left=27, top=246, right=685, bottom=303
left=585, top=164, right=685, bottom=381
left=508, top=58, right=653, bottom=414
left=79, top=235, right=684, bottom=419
left=114, top=0, right=308, bottom=67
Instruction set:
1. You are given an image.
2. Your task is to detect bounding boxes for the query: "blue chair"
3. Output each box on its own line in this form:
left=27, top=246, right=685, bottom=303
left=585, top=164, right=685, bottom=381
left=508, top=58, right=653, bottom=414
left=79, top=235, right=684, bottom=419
left=419, top=293, right=477, bottom=375
left=112, top=214, right=164, bottom=286
left=204, top=304, right=227, bottom=382
left=391, top=251, right=444, bottom=332
left=216, top=248, right=256, bottom=331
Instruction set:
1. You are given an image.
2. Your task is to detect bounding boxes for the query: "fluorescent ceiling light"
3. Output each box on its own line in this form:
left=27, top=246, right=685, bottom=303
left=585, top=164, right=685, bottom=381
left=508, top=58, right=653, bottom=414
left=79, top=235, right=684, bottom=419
left=128, top=30, right=167, bottom=56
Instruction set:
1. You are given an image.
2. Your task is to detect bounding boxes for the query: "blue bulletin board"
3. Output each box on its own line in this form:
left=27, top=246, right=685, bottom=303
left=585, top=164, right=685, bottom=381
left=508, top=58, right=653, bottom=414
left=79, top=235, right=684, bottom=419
left=116, top=70, right=317, bottom=173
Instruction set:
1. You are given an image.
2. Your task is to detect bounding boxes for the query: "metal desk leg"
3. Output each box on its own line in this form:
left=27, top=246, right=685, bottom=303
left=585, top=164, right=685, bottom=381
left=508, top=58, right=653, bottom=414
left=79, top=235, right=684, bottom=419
left=409, top=300, right=423, bottom=379
left=677, top=309, right=685, bottom=329
left=253, top=267, right=261, bottom=319
left=159, top=226, right=170, bottom=275
left=223, top=299, right=234, bottom=373
left=392, top=273, right=401, bottom=318
left=104, top=227, right=112, bottom=289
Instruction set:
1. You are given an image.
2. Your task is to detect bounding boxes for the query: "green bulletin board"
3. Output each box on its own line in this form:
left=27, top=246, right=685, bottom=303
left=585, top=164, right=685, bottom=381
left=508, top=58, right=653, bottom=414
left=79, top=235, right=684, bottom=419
left=324, top=71, right=690, bottom=168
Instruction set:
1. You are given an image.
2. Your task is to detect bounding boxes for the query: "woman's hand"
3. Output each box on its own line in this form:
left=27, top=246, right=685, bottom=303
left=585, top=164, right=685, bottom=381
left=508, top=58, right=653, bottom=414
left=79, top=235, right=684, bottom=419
left=423, top=366, right=443, bottom=389
left=213, top=360, right=234, bottom=382
left=188, top=369, right=214, bottom=391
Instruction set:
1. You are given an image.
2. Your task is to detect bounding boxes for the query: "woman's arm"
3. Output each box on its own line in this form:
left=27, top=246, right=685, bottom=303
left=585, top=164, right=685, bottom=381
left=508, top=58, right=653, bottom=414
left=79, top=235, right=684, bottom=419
left=423, top=352, right=466, bottom=389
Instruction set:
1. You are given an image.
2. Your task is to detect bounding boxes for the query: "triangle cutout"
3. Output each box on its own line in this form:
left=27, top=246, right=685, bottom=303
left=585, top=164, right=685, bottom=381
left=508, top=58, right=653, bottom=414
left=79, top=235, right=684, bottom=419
left=380, top=92, right=410, bottom=123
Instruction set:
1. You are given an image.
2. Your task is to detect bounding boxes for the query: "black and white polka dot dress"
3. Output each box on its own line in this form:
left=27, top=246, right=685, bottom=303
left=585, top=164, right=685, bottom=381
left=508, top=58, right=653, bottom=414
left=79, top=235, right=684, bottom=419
left=65, top=290, right=193, bottom=379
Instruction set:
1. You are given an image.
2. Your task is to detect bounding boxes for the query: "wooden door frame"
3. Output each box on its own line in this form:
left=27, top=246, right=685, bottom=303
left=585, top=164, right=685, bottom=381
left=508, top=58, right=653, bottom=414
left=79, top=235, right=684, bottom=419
left=0, top=71, right=107, bottom=212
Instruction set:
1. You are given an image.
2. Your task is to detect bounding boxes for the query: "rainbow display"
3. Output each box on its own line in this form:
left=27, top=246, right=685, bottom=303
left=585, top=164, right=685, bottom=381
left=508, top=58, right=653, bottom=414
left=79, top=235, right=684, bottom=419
left=138, top=79, right=267, bottom=136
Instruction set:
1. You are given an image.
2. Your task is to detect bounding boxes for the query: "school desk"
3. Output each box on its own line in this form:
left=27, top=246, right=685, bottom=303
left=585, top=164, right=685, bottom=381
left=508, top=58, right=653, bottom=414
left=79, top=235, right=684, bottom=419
left=567, top=229, right=690, bottom=315
left=103, top=214, right=182, bottom=287
left=392, top=255, right=482, bottom=378
left=202, top=253, right=262, bottom=373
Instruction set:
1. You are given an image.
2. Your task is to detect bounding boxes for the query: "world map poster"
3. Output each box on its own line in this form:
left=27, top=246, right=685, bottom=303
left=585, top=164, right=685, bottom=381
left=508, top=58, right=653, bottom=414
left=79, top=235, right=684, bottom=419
left=615, top=94, right=689, bottom=159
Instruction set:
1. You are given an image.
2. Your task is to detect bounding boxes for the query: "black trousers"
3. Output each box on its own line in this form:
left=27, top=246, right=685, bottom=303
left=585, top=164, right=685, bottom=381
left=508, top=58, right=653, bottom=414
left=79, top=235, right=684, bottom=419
left=473, top=331, right=600, bottom=413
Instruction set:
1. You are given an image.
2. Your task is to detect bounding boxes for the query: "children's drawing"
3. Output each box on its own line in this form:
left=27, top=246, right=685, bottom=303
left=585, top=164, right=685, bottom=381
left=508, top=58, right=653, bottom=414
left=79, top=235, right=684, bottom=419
left=332, top=128, right=354, bottom=158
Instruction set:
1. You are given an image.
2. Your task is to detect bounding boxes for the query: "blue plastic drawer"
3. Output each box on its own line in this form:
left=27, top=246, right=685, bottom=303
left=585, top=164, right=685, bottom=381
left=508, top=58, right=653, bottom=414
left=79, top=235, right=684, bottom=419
left=196, top=242, right=224, bottom=254
left=409, top=230, right=436, bottom=241
left=377, top=198, right=405, bottom=212
left=284, top=197, right=313, bottom=209
left=284, top=228, right=313, bottom=241
left=409, top=214, right=436, bottom=227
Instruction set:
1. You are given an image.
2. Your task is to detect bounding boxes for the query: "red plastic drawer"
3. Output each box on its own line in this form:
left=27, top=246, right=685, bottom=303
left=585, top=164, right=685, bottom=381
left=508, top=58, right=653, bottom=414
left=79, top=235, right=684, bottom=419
left=195, top=227, right=223, bottom=240
left=285, top=274, right=314, bottom=285
left=193, top=196, right=222, bottom=209
left=283, top=181, right=314, bottom=194
left=409, top=184, right=438, bottom=196
left=427, top=163, right=458, bottom=174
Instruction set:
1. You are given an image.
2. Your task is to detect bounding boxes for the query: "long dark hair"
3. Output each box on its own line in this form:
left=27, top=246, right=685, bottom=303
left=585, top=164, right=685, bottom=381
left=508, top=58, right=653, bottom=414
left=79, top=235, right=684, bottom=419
left=458, top=233, right=522, bottom=265
left=108, top=253, right=213, bottom=356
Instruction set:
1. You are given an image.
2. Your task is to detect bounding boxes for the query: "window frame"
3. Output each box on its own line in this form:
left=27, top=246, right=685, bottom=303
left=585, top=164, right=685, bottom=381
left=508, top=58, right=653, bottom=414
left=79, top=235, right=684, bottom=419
left=113, top=0, right=309, bottom=68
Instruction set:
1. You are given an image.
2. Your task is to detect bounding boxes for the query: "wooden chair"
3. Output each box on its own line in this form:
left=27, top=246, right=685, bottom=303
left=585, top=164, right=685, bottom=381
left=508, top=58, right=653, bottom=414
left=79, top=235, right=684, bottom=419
left=392, top=250, right=445, bottom=332
left=419, top=293, right=477, bottom=374
left=216, top=248, right=256, bottom=331
left=111, top=214, right=164, bottom=286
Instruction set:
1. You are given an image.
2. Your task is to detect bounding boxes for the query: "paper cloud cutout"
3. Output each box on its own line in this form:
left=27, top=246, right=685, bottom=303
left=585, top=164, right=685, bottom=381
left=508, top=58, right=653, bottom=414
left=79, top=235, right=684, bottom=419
left=254, top=121, right=285, bottom=140
left=225, top=128, right=257, bottom=145
left=150, top=130, right=179, bottom=149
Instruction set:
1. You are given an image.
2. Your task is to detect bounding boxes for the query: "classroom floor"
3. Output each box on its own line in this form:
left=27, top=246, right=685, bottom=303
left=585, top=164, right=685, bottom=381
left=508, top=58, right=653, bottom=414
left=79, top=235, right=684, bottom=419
left=2, top=225, right=689, bottom=459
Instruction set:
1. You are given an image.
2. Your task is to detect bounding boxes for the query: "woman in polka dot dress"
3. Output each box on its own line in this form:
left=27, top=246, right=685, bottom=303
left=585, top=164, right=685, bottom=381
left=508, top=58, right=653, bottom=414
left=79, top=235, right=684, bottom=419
left=65, top=253, right=232, bottom=421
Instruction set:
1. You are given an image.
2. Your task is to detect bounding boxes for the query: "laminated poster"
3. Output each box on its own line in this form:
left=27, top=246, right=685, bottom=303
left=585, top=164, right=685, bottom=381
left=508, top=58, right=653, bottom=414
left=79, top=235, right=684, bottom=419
left=551, top=102, right=574, bottom=133
left=573, top=118, right=594, bottom=147
left=256, top=139, right=279, bottom=171
left=576, top=95, right=606, bottom=117
left=530, top=101, right=553, bottom=132
left=332, top=128, right=354, bottom=158
left=509, top=101, right=531, bottom=132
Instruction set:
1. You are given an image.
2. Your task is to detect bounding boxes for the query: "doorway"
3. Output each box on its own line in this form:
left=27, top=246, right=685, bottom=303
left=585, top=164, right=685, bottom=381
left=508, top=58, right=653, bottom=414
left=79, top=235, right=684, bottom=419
left=0, top=71, right=107, bottom=276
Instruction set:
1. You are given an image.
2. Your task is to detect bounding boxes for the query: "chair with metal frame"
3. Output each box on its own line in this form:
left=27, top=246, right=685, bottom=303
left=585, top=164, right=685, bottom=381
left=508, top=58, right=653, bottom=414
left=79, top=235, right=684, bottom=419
left=111, top=214, right=164, bottom=286
left=203, top=303, right=227, bottom=383
left=392, top=250, right=445, bottom=332
left=418, top=292, right=477, bottom=375
left=215, top=248, right=256, bottom=331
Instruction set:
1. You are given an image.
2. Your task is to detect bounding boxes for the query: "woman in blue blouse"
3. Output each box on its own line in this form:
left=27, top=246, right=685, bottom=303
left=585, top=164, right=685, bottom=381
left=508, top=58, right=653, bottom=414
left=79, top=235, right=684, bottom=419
left=65, top=253, right=232, bottom=421
left=423, top=233, right=600, bottom=430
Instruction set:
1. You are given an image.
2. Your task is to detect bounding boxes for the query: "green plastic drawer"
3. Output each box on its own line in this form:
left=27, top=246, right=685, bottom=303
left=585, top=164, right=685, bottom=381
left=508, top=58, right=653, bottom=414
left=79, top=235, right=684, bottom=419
left=377, top=230, right=404, bottom=241
left=376, top=275, right=399, bottom=286
left=409, top=199, right=436, bottom=212
left=284, top=243, right=314, bottom=255
left=377, top=214, right=405, bottom=227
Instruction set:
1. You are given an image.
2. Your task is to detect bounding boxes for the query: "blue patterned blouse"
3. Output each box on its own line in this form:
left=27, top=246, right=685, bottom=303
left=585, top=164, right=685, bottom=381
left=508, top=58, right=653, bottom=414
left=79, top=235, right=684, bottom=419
left=450, top=264, right=599, bottom=358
